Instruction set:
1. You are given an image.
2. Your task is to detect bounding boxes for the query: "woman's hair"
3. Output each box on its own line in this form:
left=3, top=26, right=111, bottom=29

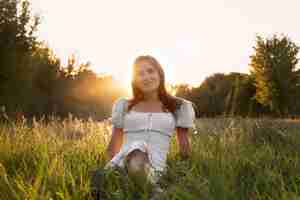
left=127, top=55, right=183, bottom=117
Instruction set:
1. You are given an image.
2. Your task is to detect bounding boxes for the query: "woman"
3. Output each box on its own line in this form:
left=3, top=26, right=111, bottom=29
left=91, top=55, right=196, bottom=199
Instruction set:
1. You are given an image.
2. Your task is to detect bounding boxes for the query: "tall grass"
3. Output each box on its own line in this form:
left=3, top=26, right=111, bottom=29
left=0, top=115, right=299, bottom=199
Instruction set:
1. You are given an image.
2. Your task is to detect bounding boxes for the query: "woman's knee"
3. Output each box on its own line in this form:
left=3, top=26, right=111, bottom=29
left=126, top=149, right=149, bottom=163
left=126, top=150, right=149, bottom=173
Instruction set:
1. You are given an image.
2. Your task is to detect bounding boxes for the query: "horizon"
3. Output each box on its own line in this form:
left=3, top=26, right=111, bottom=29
left=30, top=0, right=300, bottom=89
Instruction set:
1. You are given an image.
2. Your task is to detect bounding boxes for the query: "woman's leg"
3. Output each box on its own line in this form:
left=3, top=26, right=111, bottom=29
left=126, top=149, right=149, bottom=174
left=125, top=149, right=151, bottom=186
left=125, top=150, right=165, bottom=199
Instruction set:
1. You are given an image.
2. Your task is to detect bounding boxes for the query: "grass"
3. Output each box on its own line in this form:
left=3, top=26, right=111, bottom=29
left=0, top=114, right=300, bottom=200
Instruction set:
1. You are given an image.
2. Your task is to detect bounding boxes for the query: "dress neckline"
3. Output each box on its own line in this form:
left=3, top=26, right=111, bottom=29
left=129, top=110, right=172, bottom=114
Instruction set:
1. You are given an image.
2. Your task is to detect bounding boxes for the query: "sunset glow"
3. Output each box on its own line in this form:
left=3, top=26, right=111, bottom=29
left=30, top=0, right=300, bottom=87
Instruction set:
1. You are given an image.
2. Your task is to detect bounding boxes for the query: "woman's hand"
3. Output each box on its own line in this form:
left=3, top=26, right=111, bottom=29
left=176, top=127, right=191, bottom=159
left=105, top=127, right=124, bottom=161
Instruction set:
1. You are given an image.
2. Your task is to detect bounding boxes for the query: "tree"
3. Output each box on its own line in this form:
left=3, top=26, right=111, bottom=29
left=0, top=0, right=39, bottom=111
left=224, top=73, right=258, bottom=116
left=0, top=0, right=129, bottom=120
left=249, top=34, right=300, bottom=116
left=188, top=73, right=230, bottom=117
left=31, top=43, right=61, bottom=115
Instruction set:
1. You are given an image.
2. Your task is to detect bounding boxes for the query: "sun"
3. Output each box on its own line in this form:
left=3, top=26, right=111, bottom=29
left=122, top=65, right=133, bottom=97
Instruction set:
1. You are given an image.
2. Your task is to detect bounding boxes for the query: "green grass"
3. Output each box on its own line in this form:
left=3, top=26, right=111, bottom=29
left=0, top=115, right=300, bottom=200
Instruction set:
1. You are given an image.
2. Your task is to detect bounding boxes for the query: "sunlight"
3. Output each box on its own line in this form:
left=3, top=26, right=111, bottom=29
left=166, top=84, right=177, bottom=95
left=108, top=58, right=178, bottom=98
left=121, top=80, right=133, bottom=98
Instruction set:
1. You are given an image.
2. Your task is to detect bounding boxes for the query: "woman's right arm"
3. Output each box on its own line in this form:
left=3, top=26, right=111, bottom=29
left=105, top=127, right=124, bottom=161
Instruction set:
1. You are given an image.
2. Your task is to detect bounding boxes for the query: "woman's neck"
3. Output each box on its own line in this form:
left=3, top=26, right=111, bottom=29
left=143, top=91, right=159, bottom=102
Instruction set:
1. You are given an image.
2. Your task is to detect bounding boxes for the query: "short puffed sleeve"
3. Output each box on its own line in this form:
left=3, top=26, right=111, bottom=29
left=175, top=100, right=196, bottom=128
left=111, top=98, right=128, bottom=128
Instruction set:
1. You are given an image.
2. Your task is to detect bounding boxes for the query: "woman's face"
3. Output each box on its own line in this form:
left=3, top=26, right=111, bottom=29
left=134, top=61, right=161, bottom=94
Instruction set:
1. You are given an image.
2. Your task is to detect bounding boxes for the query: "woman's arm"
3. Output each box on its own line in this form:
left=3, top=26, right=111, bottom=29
left=105, top=127, right=124, bottom=161
left=176, top=127, right=191, bottom=159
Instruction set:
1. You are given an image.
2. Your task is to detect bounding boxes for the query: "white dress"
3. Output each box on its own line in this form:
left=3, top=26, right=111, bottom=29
left=104, top=97, right=195, bottom=184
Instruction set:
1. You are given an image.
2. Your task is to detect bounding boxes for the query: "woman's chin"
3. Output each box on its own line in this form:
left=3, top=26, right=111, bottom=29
left=141, top=87, right=158, bottom=94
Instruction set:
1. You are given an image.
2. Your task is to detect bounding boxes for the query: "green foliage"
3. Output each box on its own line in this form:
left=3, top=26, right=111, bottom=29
left=0, top=0, right=127, bottom=120
left=249, top=34, right=300, bottom=116
left=1, top=117, right=300, bottom=199
left=176, top=72, right=261, bottom=117
left=0, top=0, right=39, bottom=111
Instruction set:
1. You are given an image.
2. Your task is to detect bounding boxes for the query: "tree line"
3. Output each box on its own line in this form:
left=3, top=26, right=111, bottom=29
left=0, top=0, right=126, bottom=121
left=1, top=0, right=300, bottom=121
left=176, top=34, right=300, bottom=117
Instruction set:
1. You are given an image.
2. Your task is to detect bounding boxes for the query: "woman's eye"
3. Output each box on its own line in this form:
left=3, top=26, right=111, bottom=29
left=138, top=71, right=144, bottom=77
left=147, top=68, right=154, bottom=74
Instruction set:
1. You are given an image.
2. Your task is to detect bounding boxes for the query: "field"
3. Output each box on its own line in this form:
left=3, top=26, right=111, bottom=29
left=0, top=115, right=300, bottom=200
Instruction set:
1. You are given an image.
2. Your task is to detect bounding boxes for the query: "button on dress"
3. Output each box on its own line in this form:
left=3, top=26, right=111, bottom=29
left=104, top=97, right=195, bottom=184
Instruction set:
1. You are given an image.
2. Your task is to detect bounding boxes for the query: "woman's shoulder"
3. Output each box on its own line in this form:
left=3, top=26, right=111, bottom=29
left=111, top=97, right=129, bottom=128
left=172, top=96, right=193, bottom=109
left=111, top=97, right=130, bottom=115
left=173, top=96, right=195, bottom=116
left=173, top=97, right=196, bottom=128
left=114, top=97, right=129, bottom=103
left=113, top=97, right=129, bottom=107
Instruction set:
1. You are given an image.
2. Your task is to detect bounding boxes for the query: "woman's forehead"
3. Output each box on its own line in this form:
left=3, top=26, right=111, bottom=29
left=135, top=60, right=155, bottom=71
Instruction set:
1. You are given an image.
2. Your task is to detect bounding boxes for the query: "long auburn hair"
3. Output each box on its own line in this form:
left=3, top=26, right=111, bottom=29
left=127, top=55, right=183, bottom=118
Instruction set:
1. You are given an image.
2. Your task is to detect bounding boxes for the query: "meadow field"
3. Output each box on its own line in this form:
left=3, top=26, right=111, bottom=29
left=0, top=115, right=300, bottom=200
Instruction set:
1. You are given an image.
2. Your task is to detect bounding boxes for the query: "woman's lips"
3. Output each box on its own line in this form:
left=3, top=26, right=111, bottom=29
left=144, top=82, right=152, bottom=86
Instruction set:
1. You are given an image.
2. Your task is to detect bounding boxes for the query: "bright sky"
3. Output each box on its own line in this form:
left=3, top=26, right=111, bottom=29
left=30, top=0, right=300, bottom=89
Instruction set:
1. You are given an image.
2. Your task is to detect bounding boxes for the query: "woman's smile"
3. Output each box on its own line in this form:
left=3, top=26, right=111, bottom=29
left=143, top=81, right=153, bottom=86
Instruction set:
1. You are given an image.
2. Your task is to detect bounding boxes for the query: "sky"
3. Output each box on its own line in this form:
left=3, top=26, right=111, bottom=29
left=30, top=0, right=300, bottom=89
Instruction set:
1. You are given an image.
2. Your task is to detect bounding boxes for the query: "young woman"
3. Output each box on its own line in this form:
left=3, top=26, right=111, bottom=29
left=91, top=55, right=196, bottom=199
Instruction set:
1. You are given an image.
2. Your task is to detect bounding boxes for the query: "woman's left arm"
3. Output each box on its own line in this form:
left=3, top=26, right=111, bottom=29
left=176, top=127, right=191, bottom=159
